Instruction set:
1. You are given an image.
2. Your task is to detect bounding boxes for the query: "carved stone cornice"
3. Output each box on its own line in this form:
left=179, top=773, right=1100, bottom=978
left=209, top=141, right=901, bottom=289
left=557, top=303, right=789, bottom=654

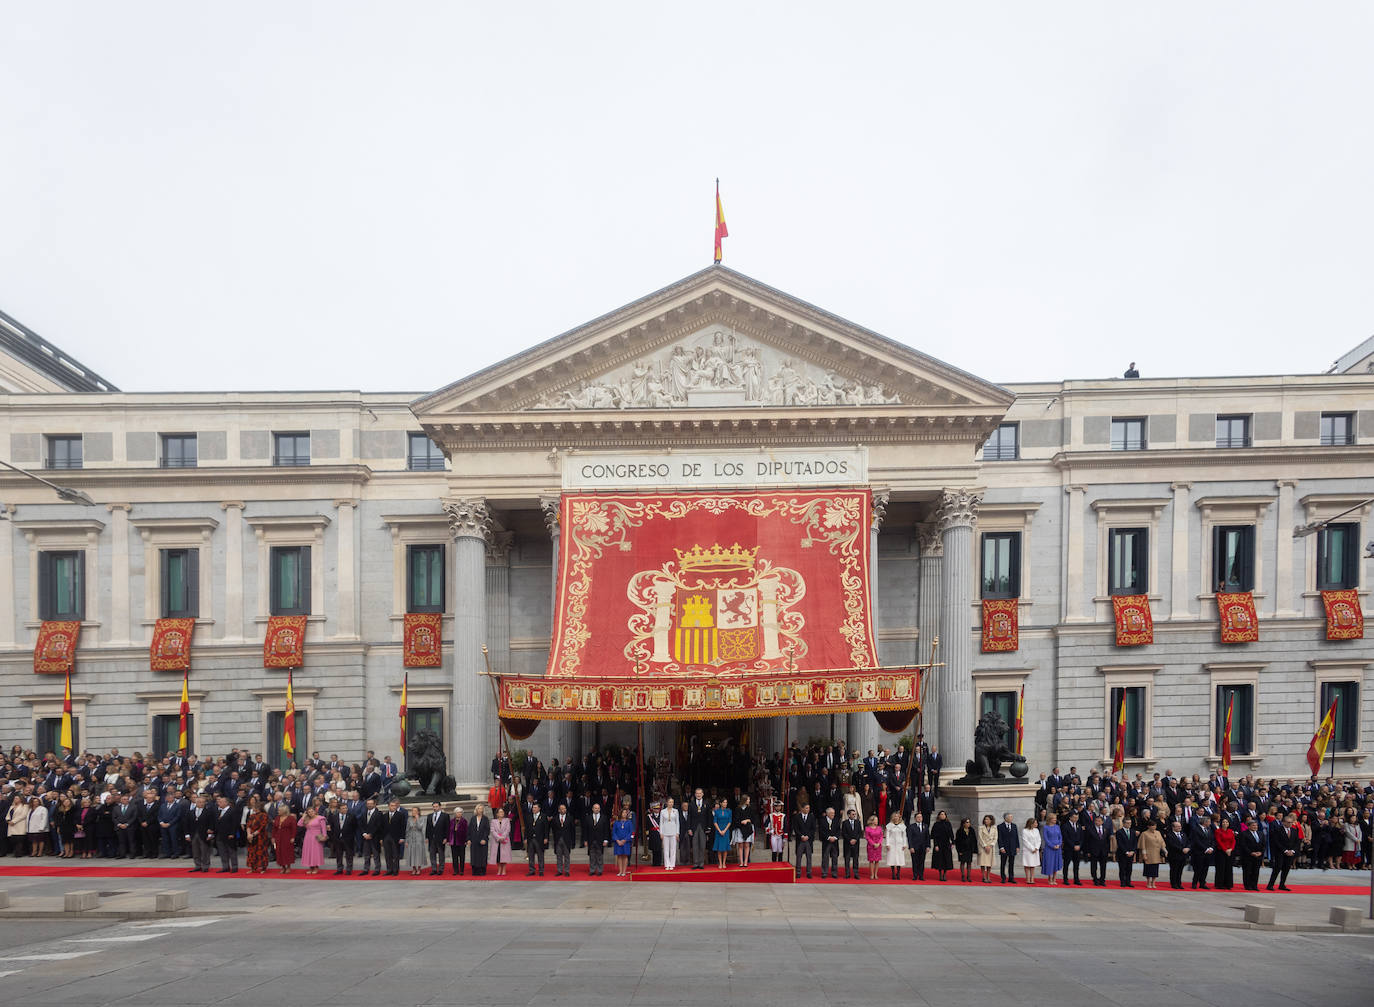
left=540, top=495, right=560, bottom=538
left=935, top=488, right=982, bottom=533
left=871, top=489, right=890, bottom=534
left=444, top=498, right=491, bottom=543
left=916, top=522, right=943, bottom=558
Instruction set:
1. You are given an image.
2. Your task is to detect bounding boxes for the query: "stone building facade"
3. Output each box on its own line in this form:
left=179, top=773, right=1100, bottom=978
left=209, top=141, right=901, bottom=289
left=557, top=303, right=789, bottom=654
left=1, top=268, right=1370, bottom=783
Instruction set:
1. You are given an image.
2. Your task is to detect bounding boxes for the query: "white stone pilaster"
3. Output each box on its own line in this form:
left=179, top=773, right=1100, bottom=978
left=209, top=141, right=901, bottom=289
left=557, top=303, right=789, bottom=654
left=107, top=504, right=131, bottom=644
left=1064, top=486, right=1086, bottom=622
left=0, top=506, right=14, bottom=647
left=446, top=497, right=492, bottom=786
left=1274, top=479, right=1298, bottom=616
left=1169, top=482, right=1191, bottom=620
left=221, top=502, right=245, bottom=641
left=333, top=500, right=358, bottom=639
left=937, top=488, right=981, bottom=771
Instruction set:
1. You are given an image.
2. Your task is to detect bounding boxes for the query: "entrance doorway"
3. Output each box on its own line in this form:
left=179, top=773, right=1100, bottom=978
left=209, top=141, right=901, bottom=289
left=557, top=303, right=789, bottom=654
left=678, top=719, right=751, bottom=792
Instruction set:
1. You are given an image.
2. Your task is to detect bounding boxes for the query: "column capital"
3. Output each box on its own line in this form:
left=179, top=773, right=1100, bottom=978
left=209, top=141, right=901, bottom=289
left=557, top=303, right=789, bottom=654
left=220, top=500, right=245, bottom=512
left=1275, top=479, right=1299, bottom=489
left=1170, top=481, right=1192, bottom=492
left=540, top=495, right=560, bottom=537
left=105, top=502, right=132, bottom=514
left=916, top=522, right=944, bottom=558
left=870, top=489, right=890, bottom=533
left=333, top=498, right=359, bottom=510
left=936, top=488, right=982, bottom=533
left=486, top=530, right=515, bottom=566
left=444, top=497, right=492, bottom=542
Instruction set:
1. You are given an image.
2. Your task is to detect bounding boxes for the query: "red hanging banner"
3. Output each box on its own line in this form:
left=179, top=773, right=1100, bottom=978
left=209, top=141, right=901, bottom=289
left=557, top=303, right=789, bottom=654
left=263, top=615, right=307, bottom=669
left=402, top=612, right=443, bottom=668
left=1216, top=591, right=1258, bottom=644
left=1321, top=589, right=1364, bottom=640
left=34, top=620, right=81, bottom=675
left=1111, top=594, right=1153, bottom=647
left=150, top=617, right=196, bottom=671
left=980, top=599, right=1019, bottom=652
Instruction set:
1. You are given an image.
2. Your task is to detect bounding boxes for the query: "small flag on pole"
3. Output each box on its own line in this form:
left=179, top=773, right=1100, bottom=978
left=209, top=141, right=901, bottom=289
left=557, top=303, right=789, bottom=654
left=1112, top=693, right=1127, bottom=774
left=60, top=667, right=74, bottom=752
left=1221, top=692, right=1234, bottom=776
left=283, top=669, right=297, bottom=758
left=1307, top=695, right=1339, bottom=776
left=713, top=179, right=728, bottom=264
left=400, top=673, right=408, bottom=755
left=1014, top=684, right=1025, bottom=756
left=178, top=669, right=190, bottom=752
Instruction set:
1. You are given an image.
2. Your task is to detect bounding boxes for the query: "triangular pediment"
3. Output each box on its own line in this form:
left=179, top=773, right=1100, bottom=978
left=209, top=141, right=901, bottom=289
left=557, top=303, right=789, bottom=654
left=413, top=266, right=1012, bottom=417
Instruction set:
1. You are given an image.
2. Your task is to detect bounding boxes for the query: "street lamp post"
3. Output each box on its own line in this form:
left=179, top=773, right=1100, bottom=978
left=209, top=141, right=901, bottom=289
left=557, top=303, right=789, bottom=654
left=0, top=458, right=97, bottom=507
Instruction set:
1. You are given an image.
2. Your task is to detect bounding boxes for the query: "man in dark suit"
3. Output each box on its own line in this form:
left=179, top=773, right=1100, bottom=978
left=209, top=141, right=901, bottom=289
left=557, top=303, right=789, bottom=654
left=359, top=798, right=384, bottom=875
left=841, top=808, right=865, bottom=879
left=1237, top=818, right=1265, bottom=891
left=1164, top=820, right=1190, bottom=889
left=526, top=802, right=549, bottom=876
left=182, top=793, right=214, bottom=873
left=424, top=801, right=449, bottom=876
left=1059, top=814, right=1084, bottom=885
left=996, top=813, right=1020, bottom=883
left=551, top=803, right=576, bottom=877
left=1113, top=821, right=1138, bottom=887
left=817, top=807, right=842, bottom=878
left=686, top=789, right=711, bottom=870
left=469, top=805, right=491, bottom=876
left=213, top=794, right=239, bottom=872
left=1084, top=814, right=1111, bottom=886
left=926, top=748, right=943, bottom=798
left=1267, top=814, right=1297, bottom=891
left=791, top=802, right=816, bottom=879
left=330, top=803, right=356, bottom=875
left=905, top=812, right=929, bottom=881
left=1189, top=814, right=1215, bottom=890
left=112, top=793, right=138, bottom=859
left=382, top=798, right=407, bottom=876
left=584, top=802, right=611, bottom=876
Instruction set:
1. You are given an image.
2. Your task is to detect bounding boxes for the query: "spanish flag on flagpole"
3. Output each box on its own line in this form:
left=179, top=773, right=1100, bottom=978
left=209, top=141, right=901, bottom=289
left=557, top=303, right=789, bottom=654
left=178, top=669, right=190, bottom=752
left=1307, top=695, right=1339, bottom=776
left=283, top=669, right=297, bottom=757
left=1112, top=693, right=1127, bottom=774
left=400, top=673, right=408, bottom=755
left=713, top=179, right=728, bottom=264
left=1221, top=692, right=1234, bottom=776
left=1014, top=684, right=1025, bottom=756
left=60, top=667, right=74, bottom=752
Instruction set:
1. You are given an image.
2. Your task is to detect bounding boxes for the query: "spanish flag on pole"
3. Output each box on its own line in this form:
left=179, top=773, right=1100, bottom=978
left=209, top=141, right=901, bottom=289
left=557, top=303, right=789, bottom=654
left=178, top=669, right=190, bottom=752
left=1111, top=693, right=1127, bottom=774
left=400, top=673, right=408, bottom=755
left=713, top=179, right=728, bottom=264
left=1221, top=692, right=1234, bottom=776
left=1307, top=695, right=1339, bottom=776
left=60, top=667, right=74, bottom=752
left=283, top=669, right=297, bottom=758
left=1014, top=684, right=1025, bottom=756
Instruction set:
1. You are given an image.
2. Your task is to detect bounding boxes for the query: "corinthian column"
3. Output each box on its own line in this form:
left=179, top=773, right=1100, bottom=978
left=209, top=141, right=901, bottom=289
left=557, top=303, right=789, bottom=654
left=542, top=495, right=581, bottom=763
left=446, top=498, right=491, bottom=787
left=848, top=490, right=888, bottom=754
left=915, top=522, right=943, bottom=750
left=936, top=488, right=981, bottom=776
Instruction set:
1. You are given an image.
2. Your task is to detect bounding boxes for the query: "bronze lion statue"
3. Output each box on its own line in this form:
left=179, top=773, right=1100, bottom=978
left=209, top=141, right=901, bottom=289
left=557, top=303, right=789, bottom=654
left=409, top=728, right=454, bottom=795
left=964, top=710, right=1016, bottom=779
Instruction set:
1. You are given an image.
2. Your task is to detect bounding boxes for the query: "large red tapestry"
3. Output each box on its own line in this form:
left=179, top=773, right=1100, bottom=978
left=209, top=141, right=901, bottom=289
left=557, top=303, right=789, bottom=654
left=1112, top=594, right=1153, bottom=647
left=980, top=599, right=1019, bottom=652
left=403, top=613, right=443, bottom=668
left=150, top=618, right=196, bottom=671
left=263, top=615, right=307, bottom=669
left=1216, top=592, right=1258, bottom=644
left=34, top=621, right=81, bottom=674
left=500, top=489, right=909, bottom=721
left=1322, top=589, right=1364, bottom=641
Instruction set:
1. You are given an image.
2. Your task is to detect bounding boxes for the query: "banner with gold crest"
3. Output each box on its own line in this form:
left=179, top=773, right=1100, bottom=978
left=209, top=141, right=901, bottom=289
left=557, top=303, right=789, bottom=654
left=150, top=617, right=196, bottom=671
left=403, top=613, right=443, bottom=667
left=263, top=615, right=307, bottom=669
left=1321, top=589, right=1364, bottom=640
left=1216, top=591, right=1258, bottom=644
left=1112, top=594, right=1153, bottom=647
left=34, top=620, right=81, bottom=674
left=980, top=599, right=1019, bottom=652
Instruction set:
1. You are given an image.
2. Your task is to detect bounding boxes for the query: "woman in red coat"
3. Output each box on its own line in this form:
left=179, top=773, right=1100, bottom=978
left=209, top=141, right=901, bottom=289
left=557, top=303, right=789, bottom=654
left=1213, top=818, right=1236, bottom=890
left=272, top=805, right=298, bottom=873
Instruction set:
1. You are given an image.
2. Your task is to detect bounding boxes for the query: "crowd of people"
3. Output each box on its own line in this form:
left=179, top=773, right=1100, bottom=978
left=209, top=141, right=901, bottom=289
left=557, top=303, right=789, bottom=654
left=2, top=739, right=1371, bottom=893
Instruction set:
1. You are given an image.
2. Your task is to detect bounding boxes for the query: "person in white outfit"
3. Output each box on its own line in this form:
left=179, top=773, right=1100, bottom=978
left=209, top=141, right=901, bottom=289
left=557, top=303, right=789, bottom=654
left=883, top=813, right=907, bottom=881
left=1019, top=818, right=1042, bottom=885
left=657, top=796, right=681, bottom=870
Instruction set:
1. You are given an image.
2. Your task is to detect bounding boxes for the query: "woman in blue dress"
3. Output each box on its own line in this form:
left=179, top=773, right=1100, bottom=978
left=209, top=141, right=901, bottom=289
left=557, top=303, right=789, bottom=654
left=611, top=809, right=635, bottom=877
left=712, top=799, right=733, bottom=868
left=1041, top=812, right=1064, bottom=886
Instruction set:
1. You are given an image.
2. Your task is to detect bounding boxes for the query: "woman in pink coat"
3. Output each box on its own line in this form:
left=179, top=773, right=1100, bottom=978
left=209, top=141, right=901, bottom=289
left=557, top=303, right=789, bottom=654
left=490, top=807, right=513, bottom=876
left=300, top=808, right=328, bottom=875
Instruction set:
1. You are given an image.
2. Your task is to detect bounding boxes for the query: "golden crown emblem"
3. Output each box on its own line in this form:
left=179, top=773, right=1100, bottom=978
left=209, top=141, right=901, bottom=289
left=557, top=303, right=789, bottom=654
left=675, top=543, right=758, bottom=573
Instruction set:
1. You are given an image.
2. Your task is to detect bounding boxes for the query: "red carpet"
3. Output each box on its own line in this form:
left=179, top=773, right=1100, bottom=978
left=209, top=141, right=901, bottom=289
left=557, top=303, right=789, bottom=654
left=0, top=862, right=1358, bottom=895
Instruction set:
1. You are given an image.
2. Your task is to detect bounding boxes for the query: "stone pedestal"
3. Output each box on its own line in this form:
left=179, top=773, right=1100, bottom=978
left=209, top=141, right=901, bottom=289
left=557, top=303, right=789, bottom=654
left=938, top=783, right=1036, bottom=832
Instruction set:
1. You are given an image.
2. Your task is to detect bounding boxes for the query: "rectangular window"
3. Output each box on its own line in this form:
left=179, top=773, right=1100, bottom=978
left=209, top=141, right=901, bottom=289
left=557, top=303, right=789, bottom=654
left=1215, top=684, right=1254, bottom=757
left=1107, top=528, right=1148, bottom=595
left=1109, top=686, right=1146, bottom=759
left=404, top=708, right=443, bottom=772
left=408, top=433, right=446, bottom=471
left=267, top=710, right=308, bottom=770
left=406, top=544, right=446, bottom=613
left=38, top=550, right=85, bottom=620
left=1215, top=415, right=1251, bottom=449
left=1316, top=523, right=1359, bottom=590
left=1320, top=682, right=1360, bottom=753
left=979, top=691, right=1016, bottom=728
left=273, top=432, right=310, bottom=467
left=36, top=716, right=79, bottom=755
left=1319, top=412, right=1354, bottom=446
left=160, top=433, right=197, bottom=468
left=152, top=713, right=194, bottom=757
left=160, top=548, right=200, bottom=618
left=1212, top=525, right=1255, bottom=592
left=1110, top=417, right=1146, bottom=451
left=979, top=531, right=1021, bottom=599
left=46, top=435, right=82, bottom=470
left=981, top=423, right=1019, bottom=461
left=269, top=545, right=311, bottom=616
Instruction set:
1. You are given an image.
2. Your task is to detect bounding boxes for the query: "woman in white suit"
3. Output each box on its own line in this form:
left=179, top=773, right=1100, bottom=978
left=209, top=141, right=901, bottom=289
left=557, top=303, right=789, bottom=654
left=1019, top=817, right=1042, bottom=885
left=657, top=796, right=681, bottom=870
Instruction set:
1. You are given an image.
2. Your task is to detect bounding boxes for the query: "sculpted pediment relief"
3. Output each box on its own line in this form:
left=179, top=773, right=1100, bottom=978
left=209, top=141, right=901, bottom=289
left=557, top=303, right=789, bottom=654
left=532, top=324, right=902, bottom=410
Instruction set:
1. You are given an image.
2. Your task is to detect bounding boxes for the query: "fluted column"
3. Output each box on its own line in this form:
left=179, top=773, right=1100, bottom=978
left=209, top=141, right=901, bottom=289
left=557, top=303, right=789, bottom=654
left=915, top=522, right=943, bottom=749
left=937, top=489, right=981, bottom=774
left=541, top=496, right=581, bottom=764
left=446, top=498, right=492, bottom=787
left=848, top=490, right=888, bottom=753
left=486, top=531, right=513, bottom=772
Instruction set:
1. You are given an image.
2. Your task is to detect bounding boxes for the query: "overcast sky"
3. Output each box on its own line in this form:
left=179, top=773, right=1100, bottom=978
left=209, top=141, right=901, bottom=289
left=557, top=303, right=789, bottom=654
left=3, top=3, right=1372, bottom=393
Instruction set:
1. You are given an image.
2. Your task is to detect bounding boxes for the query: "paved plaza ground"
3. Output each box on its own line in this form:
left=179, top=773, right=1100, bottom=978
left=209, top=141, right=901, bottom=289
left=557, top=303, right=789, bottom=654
left=0, top=862, right=1371, bottom=1006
